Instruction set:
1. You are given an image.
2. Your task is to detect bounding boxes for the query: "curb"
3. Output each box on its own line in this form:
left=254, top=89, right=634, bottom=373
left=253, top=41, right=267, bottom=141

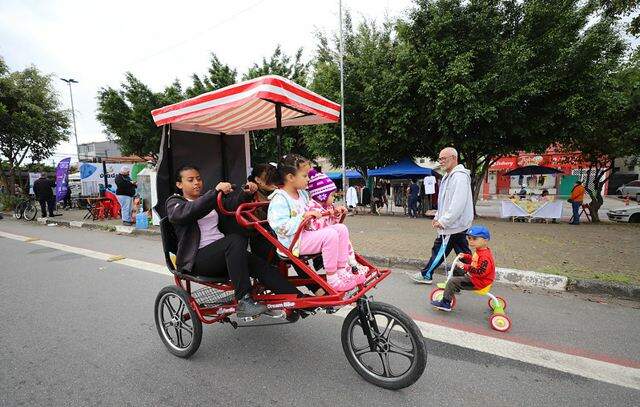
left=566, top=279, right=640, bottom=301
left=361, top=253, right=568, bottom=291
left=31, top=216, right=160, bottom=236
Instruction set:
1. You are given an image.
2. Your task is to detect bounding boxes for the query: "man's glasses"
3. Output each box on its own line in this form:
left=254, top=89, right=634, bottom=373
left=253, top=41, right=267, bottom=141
left=438, top=155, right=454, bottom=162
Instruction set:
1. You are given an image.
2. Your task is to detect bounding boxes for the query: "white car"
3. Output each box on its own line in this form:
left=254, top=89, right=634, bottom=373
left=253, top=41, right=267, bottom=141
left=607, top=206, right=640, bottom=223
left=617, top=180, right=640, bottom=201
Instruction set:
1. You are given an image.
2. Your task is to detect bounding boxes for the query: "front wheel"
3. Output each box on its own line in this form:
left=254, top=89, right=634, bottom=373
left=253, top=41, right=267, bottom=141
left=154, top=286, right=202, bottom=358
left=341, top=301, right=427, bottom=390
left=429, top=288, right=456, bottom=309
left=23, top=202, right=38, bottom=221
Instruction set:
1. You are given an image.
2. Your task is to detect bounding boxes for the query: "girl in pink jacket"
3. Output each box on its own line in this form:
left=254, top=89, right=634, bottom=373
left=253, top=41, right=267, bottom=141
left=306, top=169, right=369, bottom=283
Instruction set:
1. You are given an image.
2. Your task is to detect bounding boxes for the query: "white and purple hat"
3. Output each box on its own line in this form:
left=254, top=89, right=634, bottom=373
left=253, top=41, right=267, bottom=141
left=308, top=169, right=337, bottom=203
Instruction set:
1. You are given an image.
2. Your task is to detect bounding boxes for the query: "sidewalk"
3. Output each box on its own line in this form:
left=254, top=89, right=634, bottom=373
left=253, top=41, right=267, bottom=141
left=34, top=208, right=159, bottom=235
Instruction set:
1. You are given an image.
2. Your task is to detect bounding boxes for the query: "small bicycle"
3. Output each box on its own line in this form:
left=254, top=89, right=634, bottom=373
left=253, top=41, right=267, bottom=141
left=429, top=254, right=512, bottom=333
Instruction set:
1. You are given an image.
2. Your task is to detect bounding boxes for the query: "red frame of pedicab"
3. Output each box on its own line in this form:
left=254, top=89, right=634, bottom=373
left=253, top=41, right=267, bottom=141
left=171, top=192, right=391, bottom=325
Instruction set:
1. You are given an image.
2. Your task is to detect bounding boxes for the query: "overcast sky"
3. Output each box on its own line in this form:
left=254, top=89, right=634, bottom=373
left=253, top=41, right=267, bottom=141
left=2, top=1, right=637, bottom=165
left=0, top=0, right=413, bottom=164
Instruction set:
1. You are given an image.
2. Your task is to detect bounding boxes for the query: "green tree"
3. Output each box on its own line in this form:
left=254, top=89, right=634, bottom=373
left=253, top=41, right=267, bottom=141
left=0, top=57, right=70, bottom=193
left=185, top=53, right=237, bottom=98
left=96, top=73, right=183, bottom=162
left=305, top=17, right=416, bottom=179
left=396, top=0, right=628, bottom=207
left=560, top=49, right=640, bottom=221
left=599, top=0, right=640, bottom=35
left=243, top=46, right=312, bottom=164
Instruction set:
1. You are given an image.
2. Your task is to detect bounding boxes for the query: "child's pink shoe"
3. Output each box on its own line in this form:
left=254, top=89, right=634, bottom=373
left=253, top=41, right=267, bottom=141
left=349, top=266, right=366, bottom=285
left=351, top=263, right=369, bottom=283
left=327, top=269, right=357, bottom=292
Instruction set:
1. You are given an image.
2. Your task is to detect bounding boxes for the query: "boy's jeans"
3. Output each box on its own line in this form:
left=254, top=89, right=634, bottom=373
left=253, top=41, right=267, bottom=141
left=443, top=268, right=475, bottom=301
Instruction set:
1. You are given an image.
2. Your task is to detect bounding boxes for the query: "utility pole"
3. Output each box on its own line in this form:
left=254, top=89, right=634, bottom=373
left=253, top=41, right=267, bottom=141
left=60, top=78, right=80, bottom=163
left=339, top=0, right=347, bottom=192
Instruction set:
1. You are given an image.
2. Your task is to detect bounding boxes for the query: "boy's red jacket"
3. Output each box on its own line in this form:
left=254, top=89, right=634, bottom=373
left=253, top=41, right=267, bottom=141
left=459, top=247, right=495, bottom=289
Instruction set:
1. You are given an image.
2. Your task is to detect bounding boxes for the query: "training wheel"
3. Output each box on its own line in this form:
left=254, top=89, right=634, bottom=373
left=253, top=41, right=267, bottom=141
left=429, top=288, right=456, bottom=309
left=489, top=313, right=512, bottom=333
left=488, top=296, right=507, bottom=311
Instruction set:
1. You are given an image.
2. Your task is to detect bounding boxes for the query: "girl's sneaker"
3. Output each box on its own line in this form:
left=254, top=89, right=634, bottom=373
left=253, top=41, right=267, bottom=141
left=347, top=265, right=366, bottom=285
left=349, top=262, right=369, bottom=283
left=327, top=270, right=357, bottom=292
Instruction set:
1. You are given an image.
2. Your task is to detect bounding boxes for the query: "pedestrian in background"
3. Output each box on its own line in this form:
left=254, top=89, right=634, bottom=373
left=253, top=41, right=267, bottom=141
left=569, top=180, right=585, bottom=225
left=115, top=166, right=136, bottom=226
left=407, top=179, right=420, bottom=218
left=33, top=173, right=56, bottom=218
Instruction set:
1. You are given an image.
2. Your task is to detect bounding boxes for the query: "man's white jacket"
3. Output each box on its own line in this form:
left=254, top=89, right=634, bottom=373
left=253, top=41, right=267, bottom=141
left=435, top=164, right=474, bottom=235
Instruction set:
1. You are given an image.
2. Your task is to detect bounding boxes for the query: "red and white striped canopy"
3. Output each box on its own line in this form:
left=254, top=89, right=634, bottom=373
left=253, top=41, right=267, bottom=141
left=151, top=75, right=340, bottom=134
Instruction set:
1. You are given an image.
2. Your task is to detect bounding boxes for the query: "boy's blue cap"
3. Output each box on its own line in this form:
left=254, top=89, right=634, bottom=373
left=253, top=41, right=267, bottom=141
left=467, top=225, right=490, bottom=240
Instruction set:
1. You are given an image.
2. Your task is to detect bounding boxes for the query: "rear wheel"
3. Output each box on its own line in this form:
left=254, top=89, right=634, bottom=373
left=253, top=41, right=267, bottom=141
left=488, top=296, right=507, bottom=311
left=23, top=202, right=38, bottom=221
left=629, top=213, right=640, bottom=224
left=13, top=201, right=25, bottom=219
left=489, top=313, right=512, bottom=333
left=154, top=286, right=202, bottom=358
left=341, top=301, right=427, bottom=390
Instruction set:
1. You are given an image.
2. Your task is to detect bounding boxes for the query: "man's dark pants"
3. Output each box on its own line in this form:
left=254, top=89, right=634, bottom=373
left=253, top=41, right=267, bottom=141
left=571, top=201, right=581, bottom=224
left=39, top=198, right=55, bottom=217
left=408, top=196, right=419, bottom=217
left=421, top=231, right=471, bottom=279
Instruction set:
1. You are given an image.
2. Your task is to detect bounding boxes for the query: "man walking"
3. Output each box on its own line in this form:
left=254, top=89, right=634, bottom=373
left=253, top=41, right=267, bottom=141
left=411, top=147, right=473, bottom=284
left=407, top=179, right=420, bottom=218
left=33, top=173, right=56, bottom=218
left=115, top=166, right=136, bottom=226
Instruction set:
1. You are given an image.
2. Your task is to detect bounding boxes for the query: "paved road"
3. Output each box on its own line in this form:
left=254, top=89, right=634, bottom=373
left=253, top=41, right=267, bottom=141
left=1, top=220, right=639, bottom=406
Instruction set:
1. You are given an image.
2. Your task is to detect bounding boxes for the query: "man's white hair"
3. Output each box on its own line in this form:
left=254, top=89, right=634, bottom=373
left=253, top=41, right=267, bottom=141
left=440, top=147, right=458, bottom=157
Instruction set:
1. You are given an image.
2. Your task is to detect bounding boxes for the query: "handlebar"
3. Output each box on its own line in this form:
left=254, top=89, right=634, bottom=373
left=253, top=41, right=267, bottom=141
left=446, top=254, right=464, bottom=281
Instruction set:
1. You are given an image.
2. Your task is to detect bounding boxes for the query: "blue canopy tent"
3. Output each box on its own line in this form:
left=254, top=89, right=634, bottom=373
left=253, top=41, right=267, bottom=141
left=326, top=170, right=363, bottom=181
left=368, top=158, right=434, bottom=179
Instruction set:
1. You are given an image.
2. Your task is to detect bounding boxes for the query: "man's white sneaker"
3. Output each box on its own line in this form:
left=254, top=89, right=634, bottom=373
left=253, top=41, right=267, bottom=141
left=411, top=272, right=432, bottom=284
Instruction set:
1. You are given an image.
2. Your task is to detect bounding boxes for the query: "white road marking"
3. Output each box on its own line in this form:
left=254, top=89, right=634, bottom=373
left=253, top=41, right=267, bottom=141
left=1, top=228, right=639, bottom=390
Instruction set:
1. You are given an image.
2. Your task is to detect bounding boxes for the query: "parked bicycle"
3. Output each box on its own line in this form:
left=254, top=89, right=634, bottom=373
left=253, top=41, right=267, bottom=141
left=13, top=196, right=39, bottom=221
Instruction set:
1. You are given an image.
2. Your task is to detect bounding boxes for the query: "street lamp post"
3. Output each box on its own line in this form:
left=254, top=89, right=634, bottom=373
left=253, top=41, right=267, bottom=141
left=60, top=78, right=80, bottom=163
left=339, top=0, right=347, bottom=192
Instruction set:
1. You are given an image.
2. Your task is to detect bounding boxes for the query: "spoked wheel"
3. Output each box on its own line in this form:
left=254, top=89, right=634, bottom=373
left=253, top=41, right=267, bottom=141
left=488, top=296, right=507, bottom=311
left=154, top=286, right=202, bottom=358
left=23, top=202, right=38, bottom=221
left=489, top=313, right=512, bottom=333
left=341, top=301, right=427, bottom=390
left=429, top=288, right=456, bottom=309
left=13, top=202, right=25, bottom=219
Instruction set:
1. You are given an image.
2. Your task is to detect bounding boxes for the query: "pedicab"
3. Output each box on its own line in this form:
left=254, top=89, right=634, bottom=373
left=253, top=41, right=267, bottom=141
left=429, top=254, right=511, bottom=332
left=150, top=75, right=427, bottom=390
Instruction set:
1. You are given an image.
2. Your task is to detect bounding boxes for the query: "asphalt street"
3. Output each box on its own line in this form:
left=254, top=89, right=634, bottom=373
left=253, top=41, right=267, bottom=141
left=1, top=220, right=639, bottom=406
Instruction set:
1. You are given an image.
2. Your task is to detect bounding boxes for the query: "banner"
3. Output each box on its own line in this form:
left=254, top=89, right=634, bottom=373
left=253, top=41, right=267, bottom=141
left=79, top=162, right=130, bottom=196
left=28, top=172, right=41, bottom=195
left=55, top=158, right=71, bottom=202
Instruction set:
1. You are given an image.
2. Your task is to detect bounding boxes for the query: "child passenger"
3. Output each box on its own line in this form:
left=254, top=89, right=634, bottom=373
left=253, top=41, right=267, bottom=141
left=305, top=168, right=369, bottom=283
left=267, top=154, right=358, bottom=292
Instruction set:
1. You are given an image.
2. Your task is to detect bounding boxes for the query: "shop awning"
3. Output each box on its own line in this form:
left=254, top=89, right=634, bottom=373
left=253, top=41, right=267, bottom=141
left=326, top=170, right=363, bottom=180
left=368, top=158, right=434, bottom=179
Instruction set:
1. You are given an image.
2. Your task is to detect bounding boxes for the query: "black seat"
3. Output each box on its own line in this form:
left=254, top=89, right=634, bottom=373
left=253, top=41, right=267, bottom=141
left=160, top=217, right=230, bottom=284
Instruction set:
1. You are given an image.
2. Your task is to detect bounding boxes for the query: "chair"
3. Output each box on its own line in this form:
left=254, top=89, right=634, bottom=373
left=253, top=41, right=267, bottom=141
left=160, top=217, right=230, bottom=284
